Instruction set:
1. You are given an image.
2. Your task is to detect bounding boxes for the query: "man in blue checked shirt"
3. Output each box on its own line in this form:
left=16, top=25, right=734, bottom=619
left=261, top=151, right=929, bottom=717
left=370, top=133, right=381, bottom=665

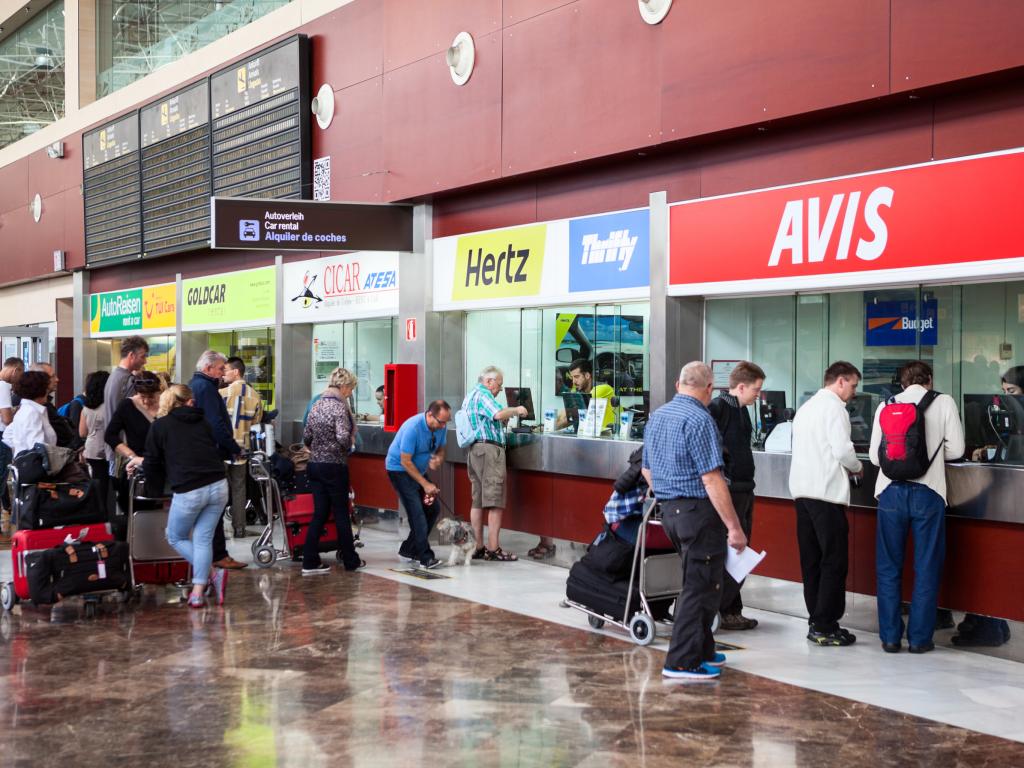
left=643, top=361, right=747, bottom=681
left=462, top=366, right=528, bottom=562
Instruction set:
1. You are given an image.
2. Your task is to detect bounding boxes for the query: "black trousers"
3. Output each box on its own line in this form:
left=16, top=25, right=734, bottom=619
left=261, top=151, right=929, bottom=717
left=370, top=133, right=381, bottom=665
left=719, top=490, right=754, bottom=615
left=795, top=498, right=849, bottom=633
left=662, top=498, right=727, bottom=670
left=305, top=462, right=361, bottom=570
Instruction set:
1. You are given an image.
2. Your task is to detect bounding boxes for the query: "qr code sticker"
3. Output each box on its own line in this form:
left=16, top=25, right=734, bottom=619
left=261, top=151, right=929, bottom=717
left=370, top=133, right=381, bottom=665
left=313, top=156, right=331, bottom=201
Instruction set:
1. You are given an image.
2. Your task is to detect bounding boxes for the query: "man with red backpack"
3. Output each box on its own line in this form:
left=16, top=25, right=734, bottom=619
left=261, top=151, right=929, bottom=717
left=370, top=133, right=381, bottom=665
left=869, top=361, right=964, bottom=654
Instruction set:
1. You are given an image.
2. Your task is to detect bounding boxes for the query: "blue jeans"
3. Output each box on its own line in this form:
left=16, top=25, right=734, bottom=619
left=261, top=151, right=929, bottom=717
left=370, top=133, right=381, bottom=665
left=166, top=479, right=229, bottom=586
left=876, top=482, right=946, bottom=646
left=305, top=462, right=361, bottom=570
left=388, top=470, right=438, bottom=566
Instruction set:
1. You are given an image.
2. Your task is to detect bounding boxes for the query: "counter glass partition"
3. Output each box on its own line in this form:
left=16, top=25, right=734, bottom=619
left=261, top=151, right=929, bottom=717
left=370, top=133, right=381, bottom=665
left=463, top=303, right=649, bottom=439
left=312, top=319, right=395, bottom=423
left=704, top=281, right=1024, bottom=464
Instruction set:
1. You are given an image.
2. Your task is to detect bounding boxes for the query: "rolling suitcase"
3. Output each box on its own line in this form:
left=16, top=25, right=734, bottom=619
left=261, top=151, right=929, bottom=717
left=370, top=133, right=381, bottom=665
left=49, top=541, right=130, bottom=599
left=565, top=559, right=672, bottom=623
left=283, top=493, right=338, bottom=561
left=3, top=523, right=115, bottom=608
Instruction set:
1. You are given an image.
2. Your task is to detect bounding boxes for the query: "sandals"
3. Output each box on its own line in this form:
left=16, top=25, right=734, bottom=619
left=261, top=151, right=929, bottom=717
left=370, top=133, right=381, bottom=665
left=483, top=547, right=518, bottom=562
left=528, top=543, right=556, bottom=560
left=472, top=547, right=487, bottom=560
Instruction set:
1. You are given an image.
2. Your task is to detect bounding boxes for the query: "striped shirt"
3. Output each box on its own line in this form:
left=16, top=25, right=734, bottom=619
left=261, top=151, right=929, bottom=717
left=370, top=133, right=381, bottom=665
left=220, top=380, right=264, bottom=451
left=642, top=394, right=722, bottom=499
left=463, top=383, right=505, bottom=446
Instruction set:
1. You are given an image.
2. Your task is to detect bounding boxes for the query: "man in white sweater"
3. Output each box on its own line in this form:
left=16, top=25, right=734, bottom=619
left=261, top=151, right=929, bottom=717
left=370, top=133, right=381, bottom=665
left=868, top=361, right=964, bottom=654
left=789, top=361, right=864, bottom=647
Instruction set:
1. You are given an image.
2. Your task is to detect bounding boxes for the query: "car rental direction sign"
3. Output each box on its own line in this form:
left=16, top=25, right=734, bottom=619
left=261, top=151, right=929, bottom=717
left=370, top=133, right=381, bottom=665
left=210, top=197, right=414, bottom=252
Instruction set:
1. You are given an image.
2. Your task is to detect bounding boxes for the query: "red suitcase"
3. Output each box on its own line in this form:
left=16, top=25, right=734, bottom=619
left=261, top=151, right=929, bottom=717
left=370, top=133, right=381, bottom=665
left=3, top=523, right=115, bottom=607
left=283, top=494, right=338, bottom=561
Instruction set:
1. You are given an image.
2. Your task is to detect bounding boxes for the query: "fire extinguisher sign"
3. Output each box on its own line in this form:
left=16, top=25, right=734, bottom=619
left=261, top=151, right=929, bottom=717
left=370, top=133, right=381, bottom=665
left=405, top=317, right=417, bottom=342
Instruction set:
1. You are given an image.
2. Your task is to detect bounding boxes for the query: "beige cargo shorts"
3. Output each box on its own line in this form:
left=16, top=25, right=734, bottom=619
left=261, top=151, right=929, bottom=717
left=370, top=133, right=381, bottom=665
left=467, top=442, right=507, bottom=509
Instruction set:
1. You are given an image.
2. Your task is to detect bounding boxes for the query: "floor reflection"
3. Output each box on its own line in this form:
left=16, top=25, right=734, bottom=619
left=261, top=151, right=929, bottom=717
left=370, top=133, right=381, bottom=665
left=0, top=569, right=1021, bottom=767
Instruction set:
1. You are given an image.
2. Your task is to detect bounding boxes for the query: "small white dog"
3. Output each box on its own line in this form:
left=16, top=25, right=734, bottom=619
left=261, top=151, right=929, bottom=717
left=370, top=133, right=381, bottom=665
left=437, top=517, right=477, bottom=566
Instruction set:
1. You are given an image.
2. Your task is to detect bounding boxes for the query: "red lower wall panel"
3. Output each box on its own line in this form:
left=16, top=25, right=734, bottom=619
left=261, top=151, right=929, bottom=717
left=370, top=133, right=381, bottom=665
left=348, top=455, right=395, bottom=509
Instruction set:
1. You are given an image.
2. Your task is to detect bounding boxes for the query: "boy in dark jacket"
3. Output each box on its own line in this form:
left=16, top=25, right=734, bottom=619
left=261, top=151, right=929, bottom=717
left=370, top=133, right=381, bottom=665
left=707, top=361, right=765, bottom=631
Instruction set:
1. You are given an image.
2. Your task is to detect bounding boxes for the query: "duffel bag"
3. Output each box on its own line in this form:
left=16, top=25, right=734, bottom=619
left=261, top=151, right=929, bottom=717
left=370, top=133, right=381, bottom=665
left=50, top=541, right=130, bottom=598
left=11, top=450, right=46, bottom=485
left=18, top=480, right=106, bottom=530
left=580, top=525, right=638, bottom=579
left=24, top=549, right=59, bottom=604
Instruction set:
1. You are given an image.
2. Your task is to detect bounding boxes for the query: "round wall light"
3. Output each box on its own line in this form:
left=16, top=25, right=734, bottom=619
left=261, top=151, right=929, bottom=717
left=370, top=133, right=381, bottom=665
left=446, top=32, right=475, bottom=86
left=311, top=84, right=335, bottom=130
left=30, top=193, right=42, bottom=223
left=638, top=0, right=672, bottom=25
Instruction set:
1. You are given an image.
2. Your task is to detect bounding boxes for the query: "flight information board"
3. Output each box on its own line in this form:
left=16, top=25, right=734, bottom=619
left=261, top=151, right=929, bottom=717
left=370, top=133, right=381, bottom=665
left=140, top=81, right=211, bottom=257
left=210, top=35, right=310, bottom=201
left=83, top=113, right=142, bottom=265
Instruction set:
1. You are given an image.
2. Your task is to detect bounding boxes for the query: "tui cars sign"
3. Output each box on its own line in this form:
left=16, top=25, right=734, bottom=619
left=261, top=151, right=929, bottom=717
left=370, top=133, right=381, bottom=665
left=668, top=147, right=1024, bottom=295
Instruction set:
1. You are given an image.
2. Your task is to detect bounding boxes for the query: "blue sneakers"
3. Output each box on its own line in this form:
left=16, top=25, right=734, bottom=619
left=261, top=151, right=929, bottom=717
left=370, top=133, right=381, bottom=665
left=662, top=663, right=721, bottom=680
left=704, top=652, right=727, bottom=668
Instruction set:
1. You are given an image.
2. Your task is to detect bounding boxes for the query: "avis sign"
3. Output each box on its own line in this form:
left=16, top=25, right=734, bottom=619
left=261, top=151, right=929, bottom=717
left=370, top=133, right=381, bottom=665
left=669, top=148, right=1024, bottom=295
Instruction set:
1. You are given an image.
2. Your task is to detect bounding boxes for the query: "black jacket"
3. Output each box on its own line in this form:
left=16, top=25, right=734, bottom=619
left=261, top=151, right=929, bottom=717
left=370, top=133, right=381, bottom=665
left=613, top=445, right=646, bottom=495
left=46, top=401, right=81, bottom=450
left=188, top=371, right=240, bottom=459
left=144, top=406, right=227, bottom=494
left=708, top=394, right=756, bottom=491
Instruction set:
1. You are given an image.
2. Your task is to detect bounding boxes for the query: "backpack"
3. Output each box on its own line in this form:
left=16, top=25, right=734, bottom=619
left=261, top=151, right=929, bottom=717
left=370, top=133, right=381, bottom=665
left=454, top=409, right=476, bottom=449
left=56, top=394, right=86, bottom=419
left=877, top=390, right=943, bottom=481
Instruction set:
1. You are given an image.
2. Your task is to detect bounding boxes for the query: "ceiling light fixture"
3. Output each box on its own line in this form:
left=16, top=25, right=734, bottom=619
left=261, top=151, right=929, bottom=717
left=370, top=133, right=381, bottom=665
left=446, top=32, right=475, bottom=86
left=638, top=0, right=672, bottom=25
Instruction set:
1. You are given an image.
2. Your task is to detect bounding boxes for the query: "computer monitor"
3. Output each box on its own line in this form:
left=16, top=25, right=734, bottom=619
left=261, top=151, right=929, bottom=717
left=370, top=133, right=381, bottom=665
left=504, top=386, right=536, bottom=422
left=759, top=391, right=787, bottom=435
left=963, top=394, right=1024, bottom=462
left=846, top=392, right=880, bottom=449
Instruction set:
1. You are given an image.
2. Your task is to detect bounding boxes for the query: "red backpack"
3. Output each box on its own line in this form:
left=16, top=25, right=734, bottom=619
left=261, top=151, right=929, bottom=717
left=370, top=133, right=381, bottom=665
left=877, top=390, right=942, bottom=481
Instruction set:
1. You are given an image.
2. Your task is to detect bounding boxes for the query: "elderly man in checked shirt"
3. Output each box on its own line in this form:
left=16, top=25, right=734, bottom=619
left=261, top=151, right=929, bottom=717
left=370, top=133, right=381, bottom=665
left=642, top=361, right=748, bottom=681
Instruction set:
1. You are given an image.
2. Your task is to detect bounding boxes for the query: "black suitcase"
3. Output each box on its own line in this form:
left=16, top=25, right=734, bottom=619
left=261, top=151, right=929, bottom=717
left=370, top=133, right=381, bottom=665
left=566, top=559, right=672, bottom=623
left=49, top=541, right=130, bottom=599
left=24, top=549, right=59, bottom=604
left=18, top=481, right=107, bottom=530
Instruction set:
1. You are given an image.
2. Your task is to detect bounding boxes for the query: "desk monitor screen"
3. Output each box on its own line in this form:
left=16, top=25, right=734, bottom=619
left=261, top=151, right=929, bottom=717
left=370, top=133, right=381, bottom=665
left=561, top=392, right=590, bottom=411
left=963, top=394, right=1024, bottom=459
left=504, top=387, right=536, bottom=421
left=759, top=391, right=787, bottom=434
left=846, top=393, right=879, bottom=448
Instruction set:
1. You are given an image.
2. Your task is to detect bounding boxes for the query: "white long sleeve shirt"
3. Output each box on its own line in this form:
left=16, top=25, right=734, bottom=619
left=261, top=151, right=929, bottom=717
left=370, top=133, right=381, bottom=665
left=1, top=398, right=56, bottom=456
left=789, top=388, right=863, bottom=505
left=868, top=384, right=965, bottom=504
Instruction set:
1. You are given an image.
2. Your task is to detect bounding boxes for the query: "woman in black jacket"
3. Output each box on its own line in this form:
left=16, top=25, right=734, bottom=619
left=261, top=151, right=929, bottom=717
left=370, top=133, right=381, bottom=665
left=129, top=384, right=230, bottom=609
left=105, top=371, right=163, bottom=520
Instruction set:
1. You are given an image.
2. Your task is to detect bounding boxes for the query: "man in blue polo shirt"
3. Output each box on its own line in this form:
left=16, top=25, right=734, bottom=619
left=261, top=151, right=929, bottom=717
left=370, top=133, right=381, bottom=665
left=386, top=399, right=451, bottom=569
left=643, top=361, right=747, bottom=681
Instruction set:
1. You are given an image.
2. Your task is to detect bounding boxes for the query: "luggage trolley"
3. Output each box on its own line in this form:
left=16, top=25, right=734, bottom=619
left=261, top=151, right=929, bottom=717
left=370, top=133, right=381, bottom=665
left=127, top=470, right=191, bottom=597
left=248, top=450, right=289, bottom=568
left=564, top=500, right=683, bottom=646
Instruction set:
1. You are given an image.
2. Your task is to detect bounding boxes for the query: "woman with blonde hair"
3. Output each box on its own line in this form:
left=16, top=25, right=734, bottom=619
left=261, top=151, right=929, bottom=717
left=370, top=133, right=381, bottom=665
left=301, top=367, right=363, bottom=574
left=128, top=383, right=230, bottom=608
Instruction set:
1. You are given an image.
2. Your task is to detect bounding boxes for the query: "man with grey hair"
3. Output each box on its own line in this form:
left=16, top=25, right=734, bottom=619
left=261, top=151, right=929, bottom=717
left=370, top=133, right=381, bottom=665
left=189, top=350, right=247, bottom=568
left=643, top=361, right=748, bottom=680
left=29, top=362, right=77, bottom=449
left=461, top=365, right=528, bottom=561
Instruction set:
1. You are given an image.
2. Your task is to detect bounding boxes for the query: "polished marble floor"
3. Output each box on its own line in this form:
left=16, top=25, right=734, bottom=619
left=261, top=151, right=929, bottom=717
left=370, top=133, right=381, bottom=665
left=1, top=531, right=1023, bottom=767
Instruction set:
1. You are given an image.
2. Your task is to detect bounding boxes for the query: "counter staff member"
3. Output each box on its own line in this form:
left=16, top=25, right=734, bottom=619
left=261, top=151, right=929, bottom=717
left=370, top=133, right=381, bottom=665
left=385, top=400, right=451, bottom=569
left=556, top=358, right=617, bottom=433
left=789, top=361, right=863, bottom=647
left=868, top=361, right=964, bottom=654
left=463, top=366, right=526, bottom=562
left=707, top=360, right=765, bottom=632
left=642, top=361, right=747, bottom=681
left=220, top=357, right=264, bottom=539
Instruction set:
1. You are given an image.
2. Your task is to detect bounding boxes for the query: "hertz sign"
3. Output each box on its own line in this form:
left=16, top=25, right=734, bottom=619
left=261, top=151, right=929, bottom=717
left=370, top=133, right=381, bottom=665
left=452, top=224, right=546, bottom=301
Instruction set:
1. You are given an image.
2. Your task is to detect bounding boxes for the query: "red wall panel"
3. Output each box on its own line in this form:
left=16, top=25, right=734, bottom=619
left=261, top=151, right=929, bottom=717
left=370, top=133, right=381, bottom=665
left=433, top=182, right=538, bottom=238
left=501, top=0, right=662, bottom=176
left=0, top=157, right=28, bottom=215
left=308, top=1, right=383, bottom=91
left=314, top=77, right=386, bottom=203
left=933, top=85, right=1024, bottom=161
left=62, top=187, right=86, bottom=271
left=382, top=32, right=503, bottom=200
left=503, top=0, right=575, bottom=26
left=660, top=0, right=890, bottom=140
left=383, top=0, right=500, bottom=72
left=891, top=0, right=1024, bottom=92
left=349, top=454, right=395, bottom=509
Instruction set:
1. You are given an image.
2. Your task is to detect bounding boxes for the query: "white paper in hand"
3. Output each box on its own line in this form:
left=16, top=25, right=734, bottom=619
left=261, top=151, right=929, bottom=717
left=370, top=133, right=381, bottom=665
left=725, top=546, right=766, bottom=583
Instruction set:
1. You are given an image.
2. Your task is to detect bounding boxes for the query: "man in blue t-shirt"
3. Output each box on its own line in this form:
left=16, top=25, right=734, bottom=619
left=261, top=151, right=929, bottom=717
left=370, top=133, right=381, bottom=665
left=385, top=399, right=451, bottom=568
